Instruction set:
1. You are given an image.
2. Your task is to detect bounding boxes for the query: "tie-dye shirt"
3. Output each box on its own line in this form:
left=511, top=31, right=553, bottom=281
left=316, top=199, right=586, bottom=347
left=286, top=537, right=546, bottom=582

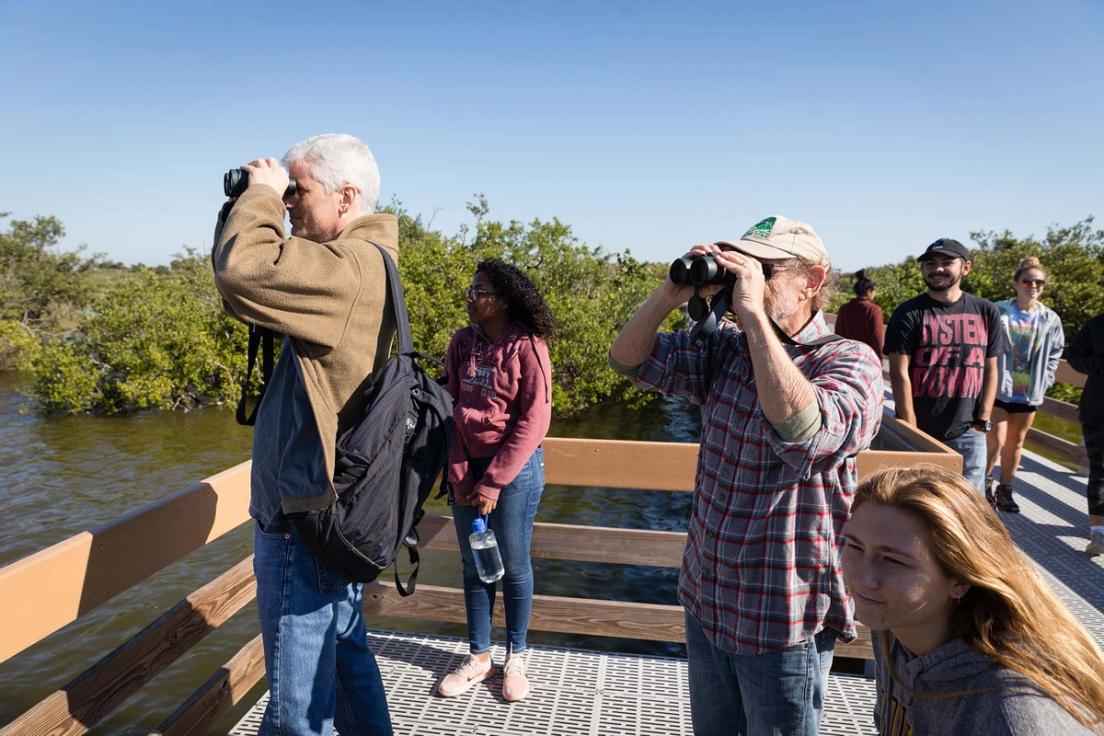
left=1004, top=302, right=1041, bottom=403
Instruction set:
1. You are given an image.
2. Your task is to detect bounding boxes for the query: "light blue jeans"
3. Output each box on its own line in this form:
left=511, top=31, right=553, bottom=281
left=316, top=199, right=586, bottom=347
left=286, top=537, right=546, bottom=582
left=945, top=430, right=987, bottom=493
left=253, top=523, right=393, bottom=736
left=684, top=612, right=836, bottom=736
left=451, top=447, right=544, bottom=654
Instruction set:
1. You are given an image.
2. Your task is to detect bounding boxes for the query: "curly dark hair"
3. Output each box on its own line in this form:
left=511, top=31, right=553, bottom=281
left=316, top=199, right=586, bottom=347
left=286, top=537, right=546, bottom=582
left=476, top=258, right=556, bottom=340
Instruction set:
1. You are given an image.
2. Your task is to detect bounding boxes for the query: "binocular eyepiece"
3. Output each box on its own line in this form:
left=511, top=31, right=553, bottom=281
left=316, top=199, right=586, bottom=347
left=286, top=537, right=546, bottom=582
left=223, top=168, right=298, bottom=199
left=669, top=253, right=735, bottom=287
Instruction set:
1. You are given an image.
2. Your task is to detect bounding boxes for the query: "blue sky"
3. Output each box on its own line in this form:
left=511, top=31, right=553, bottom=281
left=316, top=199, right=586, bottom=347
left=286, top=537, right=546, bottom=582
left=1, top=0, right=1101, bottom=272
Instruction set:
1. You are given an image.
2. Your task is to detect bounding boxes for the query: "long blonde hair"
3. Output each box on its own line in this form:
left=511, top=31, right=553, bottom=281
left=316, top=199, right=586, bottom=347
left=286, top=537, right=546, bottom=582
left=854, top=465, right=1104, bottom=731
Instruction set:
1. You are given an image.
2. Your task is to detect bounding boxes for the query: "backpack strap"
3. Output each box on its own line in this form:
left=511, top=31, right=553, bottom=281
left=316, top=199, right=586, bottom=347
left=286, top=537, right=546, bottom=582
left=394, top=501, right=427, bottom=596
left=371, top=243, right=426, bottom=597
left=235, top=324, right=275, bottom=426
left=395, top=545, right=419, bottom=597
left=371, top=243, right=414, bottom=356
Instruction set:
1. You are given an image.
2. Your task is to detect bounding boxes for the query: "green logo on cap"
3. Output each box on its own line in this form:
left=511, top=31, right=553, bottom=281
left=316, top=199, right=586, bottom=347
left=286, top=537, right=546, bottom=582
left=744, top=217, right=776, bottom=240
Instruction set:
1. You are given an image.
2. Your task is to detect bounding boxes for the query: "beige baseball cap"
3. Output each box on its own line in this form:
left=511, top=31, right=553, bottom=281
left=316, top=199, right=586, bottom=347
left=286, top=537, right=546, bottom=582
left=716, top=215, right=830, bottom=267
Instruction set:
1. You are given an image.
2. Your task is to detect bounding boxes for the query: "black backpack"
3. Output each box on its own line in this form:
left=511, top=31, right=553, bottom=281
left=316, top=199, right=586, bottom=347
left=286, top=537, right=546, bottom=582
left=289, top=245, right=454, bottom=595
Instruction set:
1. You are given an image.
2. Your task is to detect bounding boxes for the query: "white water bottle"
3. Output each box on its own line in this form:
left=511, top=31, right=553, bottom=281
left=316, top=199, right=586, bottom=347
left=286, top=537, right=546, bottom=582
left=469, top=516, right=505, bottom=584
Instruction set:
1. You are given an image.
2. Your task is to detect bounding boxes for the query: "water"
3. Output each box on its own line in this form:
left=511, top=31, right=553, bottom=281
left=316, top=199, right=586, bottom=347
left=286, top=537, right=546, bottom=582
left=0, top=374, right=699, bottom=733
left=469, top=527, right=505, bottom=584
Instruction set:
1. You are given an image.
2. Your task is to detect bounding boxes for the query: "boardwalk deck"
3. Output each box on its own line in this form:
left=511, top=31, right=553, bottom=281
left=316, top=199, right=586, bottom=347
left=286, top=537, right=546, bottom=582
left=229, top=631, right=879, bottom=736
left=231, top=442, right=1103, bottom=736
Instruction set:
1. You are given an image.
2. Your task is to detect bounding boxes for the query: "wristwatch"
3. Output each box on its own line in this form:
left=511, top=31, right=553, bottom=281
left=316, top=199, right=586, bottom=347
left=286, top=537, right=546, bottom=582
left=972, top=418, right=992, bottom=433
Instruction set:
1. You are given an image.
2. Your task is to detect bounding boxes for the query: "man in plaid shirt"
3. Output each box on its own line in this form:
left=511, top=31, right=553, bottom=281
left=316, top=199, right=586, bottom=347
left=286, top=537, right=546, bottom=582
left=610, top=216, right=884, bottom=735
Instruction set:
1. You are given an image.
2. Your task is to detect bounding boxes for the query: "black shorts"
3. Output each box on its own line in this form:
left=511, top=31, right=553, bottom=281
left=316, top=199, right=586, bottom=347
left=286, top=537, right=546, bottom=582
left=993, top=399, right=1037, bottom=415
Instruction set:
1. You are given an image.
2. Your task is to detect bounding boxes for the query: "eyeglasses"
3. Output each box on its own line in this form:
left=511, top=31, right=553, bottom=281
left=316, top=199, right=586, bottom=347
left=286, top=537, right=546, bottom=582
left=761, top=263, right=791, bottom=280
left=1020, top=279, right=1045, bottom=287
left=465, top=286, right=499, bottom=300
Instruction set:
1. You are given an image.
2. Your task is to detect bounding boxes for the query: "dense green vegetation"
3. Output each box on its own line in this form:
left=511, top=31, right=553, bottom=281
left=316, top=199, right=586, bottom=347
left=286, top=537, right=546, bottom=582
left=0, top=201, right=674, bottom=415
left=2, top=206, right=1101, bottom=416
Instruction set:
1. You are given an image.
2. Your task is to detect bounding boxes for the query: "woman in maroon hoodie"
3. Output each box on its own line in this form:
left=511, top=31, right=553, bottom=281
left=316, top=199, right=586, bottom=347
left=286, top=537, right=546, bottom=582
left=835, top=270, right=884, bottom=360
left=436, top=258, right=555, bottom=703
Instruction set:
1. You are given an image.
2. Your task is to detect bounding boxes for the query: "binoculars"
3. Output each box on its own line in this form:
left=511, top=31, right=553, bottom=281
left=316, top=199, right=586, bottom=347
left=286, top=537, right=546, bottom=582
left=669, top=253, right=735, bottom=287
left=667, top=252, right=734, bottom=342
left=223, top=168, right=299, bottom=199
left=670, top=252, right=778, bottom=286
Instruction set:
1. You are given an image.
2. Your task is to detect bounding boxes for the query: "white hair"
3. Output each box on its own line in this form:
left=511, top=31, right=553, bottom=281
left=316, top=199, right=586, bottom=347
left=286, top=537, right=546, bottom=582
left=282, top=133, right=380, bottom=213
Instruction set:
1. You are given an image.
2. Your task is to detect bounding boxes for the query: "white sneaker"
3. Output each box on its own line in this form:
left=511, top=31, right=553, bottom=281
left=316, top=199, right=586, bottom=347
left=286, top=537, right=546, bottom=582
left=437, top=654, right=493, bottom=697
left=502, top=649, right=530, bottom=702
left=1087, top=530, right=1104, bottom=557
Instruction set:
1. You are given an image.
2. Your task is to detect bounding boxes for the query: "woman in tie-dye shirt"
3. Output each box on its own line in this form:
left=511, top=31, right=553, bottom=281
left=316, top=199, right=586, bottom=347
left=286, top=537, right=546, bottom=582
left=985, top=256, right=1065, bottom=513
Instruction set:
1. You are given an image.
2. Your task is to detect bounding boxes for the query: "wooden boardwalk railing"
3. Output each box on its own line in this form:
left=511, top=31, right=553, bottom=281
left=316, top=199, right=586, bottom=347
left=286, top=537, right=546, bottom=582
left=0, top=426, right=961, bottom=736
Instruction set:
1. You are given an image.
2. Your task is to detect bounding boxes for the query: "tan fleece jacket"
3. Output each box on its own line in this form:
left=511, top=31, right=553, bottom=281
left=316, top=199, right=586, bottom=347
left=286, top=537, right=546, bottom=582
left=212, top=184, right=399, bottom=508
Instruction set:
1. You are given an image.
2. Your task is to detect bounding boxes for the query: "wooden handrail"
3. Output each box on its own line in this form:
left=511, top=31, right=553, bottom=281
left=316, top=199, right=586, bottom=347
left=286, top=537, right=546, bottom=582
left=1056, top=361, right=1087, bottom=389
left=150, top=635, right=265, bottom=736
left=0, top=557, right=256, bottom=736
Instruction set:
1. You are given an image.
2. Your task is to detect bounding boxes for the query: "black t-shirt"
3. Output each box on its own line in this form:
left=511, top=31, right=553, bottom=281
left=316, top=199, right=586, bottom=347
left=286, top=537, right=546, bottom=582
left=885, top=292, right=1009, bottom=440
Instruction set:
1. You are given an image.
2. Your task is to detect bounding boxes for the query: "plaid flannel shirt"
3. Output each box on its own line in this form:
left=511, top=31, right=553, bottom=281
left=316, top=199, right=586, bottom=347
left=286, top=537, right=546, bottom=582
left=634, top=312, right=884, bottom=654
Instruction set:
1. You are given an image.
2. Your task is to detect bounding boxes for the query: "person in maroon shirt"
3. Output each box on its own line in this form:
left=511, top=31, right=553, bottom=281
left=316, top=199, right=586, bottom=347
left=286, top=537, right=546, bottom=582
left=835, top=270, right=885, bottom=360
left=437, top=259, right=555, bottom=703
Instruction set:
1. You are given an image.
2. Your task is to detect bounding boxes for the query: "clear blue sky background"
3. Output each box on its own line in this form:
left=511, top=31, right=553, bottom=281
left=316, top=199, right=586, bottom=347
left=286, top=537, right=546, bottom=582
left=1, top=0, right=1101, bottom=272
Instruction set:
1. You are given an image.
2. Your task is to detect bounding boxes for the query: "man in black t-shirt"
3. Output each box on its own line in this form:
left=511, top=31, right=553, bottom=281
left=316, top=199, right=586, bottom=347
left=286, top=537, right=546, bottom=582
left=885, top=238, right=1009, bottom=499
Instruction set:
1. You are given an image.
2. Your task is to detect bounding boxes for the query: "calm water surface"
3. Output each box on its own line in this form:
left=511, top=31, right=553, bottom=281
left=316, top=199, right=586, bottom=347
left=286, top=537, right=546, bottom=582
left=0, top=373, right=699, bottom=733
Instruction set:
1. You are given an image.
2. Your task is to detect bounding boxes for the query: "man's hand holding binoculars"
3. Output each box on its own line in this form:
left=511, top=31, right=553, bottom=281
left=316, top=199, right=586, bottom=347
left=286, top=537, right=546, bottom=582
left=240, top=158, right=291, bottom=198
left=667, top=244, right=769, bottom=328
left=708, top=248, right=768, bottom=324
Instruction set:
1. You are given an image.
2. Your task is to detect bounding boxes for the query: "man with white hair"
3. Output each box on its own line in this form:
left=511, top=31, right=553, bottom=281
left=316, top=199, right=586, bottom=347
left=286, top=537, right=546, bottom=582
left=213, top=133, right=396, bottom=735
left=610, top=216, right=884, bottom=735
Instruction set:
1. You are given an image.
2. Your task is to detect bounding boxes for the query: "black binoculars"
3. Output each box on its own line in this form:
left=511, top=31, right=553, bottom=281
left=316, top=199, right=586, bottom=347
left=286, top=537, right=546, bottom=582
left=223, top=168, right=298, bottom=199
left=669, top=252, right=778, bottom=287
left=669, top=253, right=734, bottom=287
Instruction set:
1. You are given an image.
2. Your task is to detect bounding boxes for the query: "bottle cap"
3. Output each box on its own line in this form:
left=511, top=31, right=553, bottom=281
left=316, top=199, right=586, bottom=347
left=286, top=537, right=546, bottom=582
left=472, top=517, right=487, bottom=534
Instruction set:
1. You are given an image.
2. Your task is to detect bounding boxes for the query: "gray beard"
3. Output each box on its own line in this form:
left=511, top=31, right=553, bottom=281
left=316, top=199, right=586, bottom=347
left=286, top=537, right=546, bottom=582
left=765, top=289, right=800, bottom=324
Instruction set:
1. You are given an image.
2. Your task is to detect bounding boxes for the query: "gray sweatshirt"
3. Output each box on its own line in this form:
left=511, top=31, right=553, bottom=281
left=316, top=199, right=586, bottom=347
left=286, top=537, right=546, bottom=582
left=871, top=635, right=1094, bottom=735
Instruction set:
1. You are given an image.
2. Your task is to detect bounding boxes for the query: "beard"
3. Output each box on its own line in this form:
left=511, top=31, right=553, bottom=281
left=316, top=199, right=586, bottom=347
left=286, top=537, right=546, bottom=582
left=764, top=283, right=801, bottom=323
left=924, top=272, right=961, bottom=292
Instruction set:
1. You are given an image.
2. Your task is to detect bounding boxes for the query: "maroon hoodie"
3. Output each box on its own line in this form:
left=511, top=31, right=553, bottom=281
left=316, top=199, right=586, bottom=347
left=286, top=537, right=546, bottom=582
left=444, top=323, right=552, bottom=502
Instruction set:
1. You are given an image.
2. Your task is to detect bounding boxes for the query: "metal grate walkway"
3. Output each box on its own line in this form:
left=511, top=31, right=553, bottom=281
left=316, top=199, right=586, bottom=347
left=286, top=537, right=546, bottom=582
left=229, top=630, right=878, bottom=736
left=231, top=439, right=1103, bottom=736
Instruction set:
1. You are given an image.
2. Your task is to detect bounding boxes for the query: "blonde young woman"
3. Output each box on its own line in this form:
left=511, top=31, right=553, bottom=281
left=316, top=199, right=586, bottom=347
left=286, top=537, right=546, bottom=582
left=841, top=465, right=1104, bottom=735
left=985, top=256, right=1065, bottom=512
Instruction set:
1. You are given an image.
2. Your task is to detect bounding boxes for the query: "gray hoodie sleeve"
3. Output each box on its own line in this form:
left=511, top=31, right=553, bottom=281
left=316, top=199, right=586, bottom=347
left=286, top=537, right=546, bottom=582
left=952, top=681, right=1094, bottom=736
left=1044, top=311, right=1065, bottom=391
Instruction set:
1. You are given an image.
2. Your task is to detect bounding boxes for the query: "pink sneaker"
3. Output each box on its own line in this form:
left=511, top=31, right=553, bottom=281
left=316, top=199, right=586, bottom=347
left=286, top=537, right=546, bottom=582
left=437, top=654, right=493, bottom=697
left=502, top=649, right=530, bottom=702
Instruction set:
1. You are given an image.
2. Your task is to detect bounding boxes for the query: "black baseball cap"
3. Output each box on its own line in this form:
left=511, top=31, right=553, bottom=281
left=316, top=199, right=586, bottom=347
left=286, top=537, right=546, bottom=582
left=918, top=238, right=970, bottom=262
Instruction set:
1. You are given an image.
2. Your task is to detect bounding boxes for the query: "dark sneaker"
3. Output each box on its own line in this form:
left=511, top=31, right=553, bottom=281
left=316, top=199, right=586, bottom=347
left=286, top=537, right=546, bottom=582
left=994, top=484, right=1020, bottom=513
left=984, top=476, right=998, bottom=507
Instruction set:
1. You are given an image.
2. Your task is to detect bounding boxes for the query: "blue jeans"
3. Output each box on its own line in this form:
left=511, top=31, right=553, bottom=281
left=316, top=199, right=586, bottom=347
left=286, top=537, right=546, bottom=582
left=684, top=611, right=836, bottom=736
left=253, top=523, right=393, bottom=736
left=451, top=448, right=544, bottom=654
left=945, top=430, right=986, bottom=493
